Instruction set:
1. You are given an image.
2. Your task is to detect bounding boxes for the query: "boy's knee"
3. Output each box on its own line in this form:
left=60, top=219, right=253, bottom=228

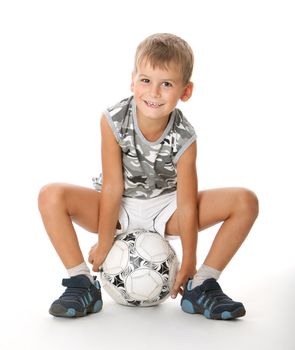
left=235, top=188, right=259, bottom=219
left=38, top=183, right=66, bottom=213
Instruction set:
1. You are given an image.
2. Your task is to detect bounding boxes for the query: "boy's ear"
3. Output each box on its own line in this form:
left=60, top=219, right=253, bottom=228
left=130, top=72, right=135, bottom=92
left=180, top=82, right=194, bottom=102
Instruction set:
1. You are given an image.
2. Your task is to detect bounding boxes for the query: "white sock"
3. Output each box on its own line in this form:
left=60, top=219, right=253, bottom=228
left=191, top=264, right=222, bottom=289
left=67, top=261, right=94, bottom=284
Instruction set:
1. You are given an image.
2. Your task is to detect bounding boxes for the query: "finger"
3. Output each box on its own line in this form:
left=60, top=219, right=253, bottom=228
left=92, top=258, right=103, bottom=272
left=92, top=263, right=99, bottom=272
left=88, top=255, right=94, bottom=264
left=171, top=281, right=181, bottom=299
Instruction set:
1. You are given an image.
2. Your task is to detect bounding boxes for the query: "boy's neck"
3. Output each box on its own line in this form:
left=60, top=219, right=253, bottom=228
left=136, top=111, right=171, bottom=142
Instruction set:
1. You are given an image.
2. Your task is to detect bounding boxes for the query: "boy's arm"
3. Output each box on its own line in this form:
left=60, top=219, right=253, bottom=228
left=89, top=115, right=124, bottom=272
left=171, top=141, right=198, bottom=298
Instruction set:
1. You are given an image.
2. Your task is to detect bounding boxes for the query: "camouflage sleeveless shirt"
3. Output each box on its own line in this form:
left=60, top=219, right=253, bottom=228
left=93, top=96, right=196, bottom=199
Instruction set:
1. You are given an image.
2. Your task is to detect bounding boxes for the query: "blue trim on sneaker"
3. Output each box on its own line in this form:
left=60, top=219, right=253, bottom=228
left=181, top=278, right=246, bottom=320
left=181, top=299, right=195, bottom=314
left=187, top=279, right=193, bottom=291
left=49, top=275, right=103, bottom=318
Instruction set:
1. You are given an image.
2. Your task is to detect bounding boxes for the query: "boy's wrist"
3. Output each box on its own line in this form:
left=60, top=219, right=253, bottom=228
left=97, top=234, right=115, bottom=253
left=181, top=255, right=196, bottom=268
left=98, top=240, right=114, bottom=252
left=179, top=261, right=197, bottom=279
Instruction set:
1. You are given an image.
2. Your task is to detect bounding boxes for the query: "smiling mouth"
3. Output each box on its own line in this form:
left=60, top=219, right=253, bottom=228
left=144, top=100, right=164, bottom=108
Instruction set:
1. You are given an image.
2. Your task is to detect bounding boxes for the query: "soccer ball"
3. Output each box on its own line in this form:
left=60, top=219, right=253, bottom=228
left=100, top=229, right=179, bottom=307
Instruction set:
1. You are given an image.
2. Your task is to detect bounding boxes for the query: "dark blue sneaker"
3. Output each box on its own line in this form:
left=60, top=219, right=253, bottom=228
left=181, top=278, right=246, bottom=320
left=49, top=275, right=103, bottom=317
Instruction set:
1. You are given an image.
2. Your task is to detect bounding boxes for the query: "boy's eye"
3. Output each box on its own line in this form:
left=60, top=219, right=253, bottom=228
left=141, top=78, right=150, bottom=84
left=162, top=81, right=173, bottom=88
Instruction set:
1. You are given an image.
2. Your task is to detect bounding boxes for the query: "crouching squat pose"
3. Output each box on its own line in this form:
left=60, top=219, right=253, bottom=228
left=38, top=33, right=259, bottom=319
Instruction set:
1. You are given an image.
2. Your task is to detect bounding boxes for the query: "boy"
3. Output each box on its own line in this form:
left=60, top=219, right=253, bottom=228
left=38, top=33, right=258, bottom=320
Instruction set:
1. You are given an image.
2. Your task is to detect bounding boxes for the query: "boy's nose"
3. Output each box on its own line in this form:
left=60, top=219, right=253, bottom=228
left=150, top=84, right=161, bottom=98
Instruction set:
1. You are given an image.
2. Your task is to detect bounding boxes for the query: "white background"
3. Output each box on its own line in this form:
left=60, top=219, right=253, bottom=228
left=0, top=1, right=294, bottom=349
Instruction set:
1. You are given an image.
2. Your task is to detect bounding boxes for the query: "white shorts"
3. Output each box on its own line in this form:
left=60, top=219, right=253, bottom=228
left=116, top=192, right=178, bottom=240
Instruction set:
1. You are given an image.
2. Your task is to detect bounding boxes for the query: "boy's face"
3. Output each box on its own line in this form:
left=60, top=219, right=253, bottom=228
left=131, top=60, right=193, bottom=122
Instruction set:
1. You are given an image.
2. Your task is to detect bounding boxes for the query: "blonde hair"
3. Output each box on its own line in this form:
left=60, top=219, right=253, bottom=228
left=134, top=33, right=194, bottom=85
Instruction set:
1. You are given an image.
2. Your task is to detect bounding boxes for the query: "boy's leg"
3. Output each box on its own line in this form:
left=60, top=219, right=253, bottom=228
left=166, top=187, right=259, bottom=271
left=198, top=187, right=259, bottom=270
left=165, top=187, right=259, bottom=319
left=38, top=183, right=103, bottom=317
left=38, top=183, right=101, bottom=269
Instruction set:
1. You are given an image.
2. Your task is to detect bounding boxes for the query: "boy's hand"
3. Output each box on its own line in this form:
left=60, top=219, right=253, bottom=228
left=171, top=265, right=196, bottom=299
left=88, top=243, right=110, bottom=272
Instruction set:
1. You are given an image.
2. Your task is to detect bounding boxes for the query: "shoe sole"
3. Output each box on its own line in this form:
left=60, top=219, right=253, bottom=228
left=181, top=298, right=246, bottom=320
left=49, top=300, right=103, bottom=318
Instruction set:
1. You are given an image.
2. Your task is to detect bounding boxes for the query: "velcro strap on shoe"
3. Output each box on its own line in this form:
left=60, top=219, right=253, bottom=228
left=62, top=276, right=91, bottom=289
left=202, top=279, right=221, bottom=292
